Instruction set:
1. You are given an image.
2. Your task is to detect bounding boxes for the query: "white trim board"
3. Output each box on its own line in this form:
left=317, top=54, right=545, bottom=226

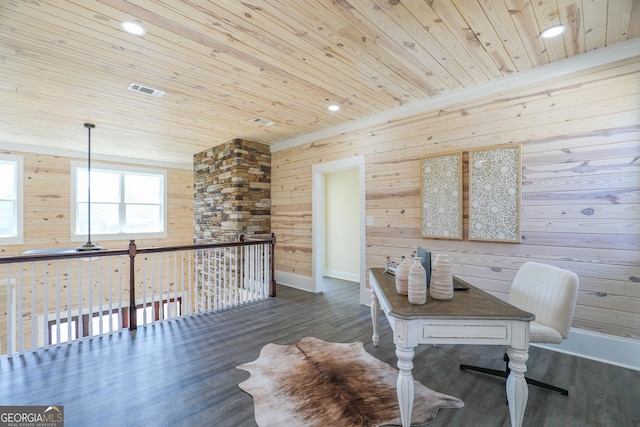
left=534, top=328, right=640, bottom=372
left=271, top=38, right=640, bottom=153
left=324, top=270, right=360, bottom=283
left=275, top=270, right=315, bottom=293
left=1, top=142, right=191, bottom=170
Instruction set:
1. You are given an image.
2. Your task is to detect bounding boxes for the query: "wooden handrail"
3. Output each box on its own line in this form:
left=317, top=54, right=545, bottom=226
left=1, top=236, right=277, bottom=332
left=0, top=237, right=275, bottom=264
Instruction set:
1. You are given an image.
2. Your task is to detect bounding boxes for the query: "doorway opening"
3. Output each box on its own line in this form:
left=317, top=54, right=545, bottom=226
left=312, top=156, right=367, bottom=304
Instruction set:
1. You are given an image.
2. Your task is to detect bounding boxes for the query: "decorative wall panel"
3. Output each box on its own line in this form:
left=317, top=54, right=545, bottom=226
left=469, top=145, right=521, bottom=242
left=421, top=152, right=463, bottom=239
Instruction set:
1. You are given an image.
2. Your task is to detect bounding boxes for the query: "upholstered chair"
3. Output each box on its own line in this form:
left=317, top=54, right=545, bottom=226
left=460, top=262, right=579, bottom=396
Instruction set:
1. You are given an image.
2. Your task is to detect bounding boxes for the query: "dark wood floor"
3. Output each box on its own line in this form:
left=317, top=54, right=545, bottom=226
left=1, top=277, right=638, bottom=427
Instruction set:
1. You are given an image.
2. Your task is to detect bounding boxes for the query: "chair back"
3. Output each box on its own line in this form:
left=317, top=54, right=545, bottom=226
left=508, top=262, right=579, bottom=339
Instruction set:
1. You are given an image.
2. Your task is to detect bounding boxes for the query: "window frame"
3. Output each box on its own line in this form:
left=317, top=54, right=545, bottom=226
left=70, top=161, right=167, bottom=241
left=47, top=297, right=182, bottom=345
left=0, top=154, right=24, bottom=245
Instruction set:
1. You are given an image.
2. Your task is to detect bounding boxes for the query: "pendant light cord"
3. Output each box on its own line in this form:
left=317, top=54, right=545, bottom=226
left=77, top=123, right=101, bottom=251
left=86, top=123, right=93, bottom=245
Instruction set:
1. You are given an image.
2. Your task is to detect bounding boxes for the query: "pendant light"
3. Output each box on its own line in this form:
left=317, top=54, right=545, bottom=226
left=23, top=124, right=103, bottom=255
left=76, top=123, right=102, bottom=251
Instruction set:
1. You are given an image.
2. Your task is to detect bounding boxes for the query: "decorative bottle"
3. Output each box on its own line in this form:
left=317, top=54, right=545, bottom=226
left=429, top=253, right=454, bottom=300
left=395, top=256, right=409, bottom=295
left=408, top=256, right=427, bottom=305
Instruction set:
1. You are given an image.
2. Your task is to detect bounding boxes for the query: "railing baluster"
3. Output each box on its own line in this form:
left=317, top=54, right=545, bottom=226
left=77, top=259, right=83, bottom=342
left=199, top=250, right=203, bottom=313
left=108, top=257, right=113, bottom=335
left=188, top=250, right=192, bottom=315
left=215, top=248, right=220, bottom=310
left=66, top=260, right=72, bottom=344
left=17, top=263, right=24, bottom=354
left=171, top=253, right=176, bottom=321
left=98, top=258, right=103, bottom=336
left=219, top=248, right=223, bottom=308
left=87, top=259, right=93, bottom=338
left=206, top=249, right=210, bottom=312
left=30, top=261, right=38, bottom=355
left=143, top=256, right=148, bottom=326
left=5, top=265, right=12, bottom=357
left=42, top=263, right=49, bottom=350
left=156, top=254, right=162, bottom=323
left=230, top=247, right=236, bottom=306
left=118, top=256, right=123, bottom=332
left=55, top=262, right=61, bottom=346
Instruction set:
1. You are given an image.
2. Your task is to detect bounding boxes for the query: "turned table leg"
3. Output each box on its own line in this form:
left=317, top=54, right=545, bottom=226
left=506, top=346, right=529, bottom=427
left=395, top=345, right=415, bottom=427
left=371, top=291, right=380, bottom=346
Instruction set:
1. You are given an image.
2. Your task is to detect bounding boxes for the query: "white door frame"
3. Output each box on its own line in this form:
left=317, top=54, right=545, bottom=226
left=312, top=156, right=367, bottom=304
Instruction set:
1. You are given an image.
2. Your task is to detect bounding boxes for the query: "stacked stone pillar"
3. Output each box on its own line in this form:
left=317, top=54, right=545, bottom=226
left=194, top=138, right=271, bottom=243
left=193, top=139, right=271, bottom=310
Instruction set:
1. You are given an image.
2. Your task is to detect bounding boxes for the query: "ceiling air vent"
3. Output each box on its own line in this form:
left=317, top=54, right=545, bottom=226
left=252, top=117, right=275, bottom=126
left=128, top=83, right=165, bottom=98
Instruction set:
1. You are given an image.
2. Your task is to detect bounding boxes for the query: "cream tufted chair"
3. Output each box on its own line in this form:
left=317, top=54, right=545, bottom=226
left=460, top=262, right=579, bottom=396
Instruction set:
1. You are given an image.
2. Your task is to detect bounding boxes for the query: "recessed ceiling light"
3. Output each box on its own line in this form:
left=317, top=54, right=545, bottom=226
left=328, top=104, right=340, bottom=111
left=541, top=24, right=566, bottom=38
left=120, top=20, right=146, bottom=36
left=252, top=117, right=275, bottom=126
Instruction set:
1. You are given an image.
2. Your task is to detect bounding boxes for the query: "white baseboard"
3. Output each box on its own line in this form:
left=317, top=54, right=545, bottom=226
left=533, top=328, right=640, bottom=371
left=324, top=270, right=360, bottom=283
left=275, top=270, right=316, bottom=293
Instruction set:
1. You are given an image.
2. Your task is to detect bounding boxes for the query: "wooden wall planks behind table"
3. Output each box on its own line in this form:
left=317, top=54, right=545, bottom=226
left=271, top=56, right=640, bottom=341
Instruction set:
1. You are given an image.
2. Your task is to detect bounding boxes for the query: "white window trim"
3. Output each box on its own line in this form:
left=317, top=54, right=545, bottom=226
left=0, top=154, right=24, bottom=245
left=70, top=161, right=167, bottom=242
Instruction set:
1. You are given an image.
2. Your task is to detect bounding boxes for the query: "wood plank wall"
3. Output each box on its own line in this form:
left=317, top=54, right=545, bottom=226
left=271, top=57, right=640, bottom=341
left=0, top=152, right=194, bottom=256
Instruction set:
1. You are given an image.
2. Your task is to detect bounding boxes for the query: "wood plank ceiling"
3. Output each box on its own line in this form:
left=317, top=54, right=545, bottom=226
left=1, top=0, right=638, bottom=166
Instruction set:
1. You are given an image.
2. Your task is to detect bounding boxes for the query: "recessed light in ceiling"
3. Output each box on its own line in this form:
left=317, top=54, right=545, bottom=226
left=328, top=104, right=340, bottom=111
left=541, top=24, right=566, bottom=38
left=252, top=117, right=275, bottom=126
left=120, top=20, right=146, bottom=36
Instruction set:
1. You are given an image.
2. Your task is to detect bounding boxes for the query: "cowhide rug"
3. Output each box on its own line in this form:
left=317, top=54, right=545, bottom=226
left=236, top=337, right=464, bottom=427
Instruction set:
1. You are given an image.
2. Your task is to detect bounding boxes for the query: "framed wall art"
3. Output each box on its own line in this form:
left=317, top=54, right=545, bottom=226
left=468, top=144, right=521, bottom=242
left=420, top=152, right=463, bottom=239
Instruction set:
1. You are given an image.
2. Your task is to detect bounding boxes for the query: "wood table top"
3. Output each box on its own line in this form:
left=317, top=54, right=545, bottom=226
left=370, top=268, right=534, bottom=322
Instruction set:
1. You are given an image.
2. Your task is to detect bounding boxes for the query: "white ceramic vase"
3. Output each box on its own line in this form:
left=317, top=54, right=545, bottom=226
left=395, top=257, right=409, bottom=295
left=429, top=253, right=453, bottom=300
left=408, top=256, right=427, bottom=305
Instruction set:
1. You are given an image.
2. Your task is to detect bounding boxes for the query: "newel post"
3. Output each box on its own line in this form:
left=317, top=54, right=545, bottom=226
left=269, top=233, right=276, bottom=297
left=128, top=240, right=137, bottom=330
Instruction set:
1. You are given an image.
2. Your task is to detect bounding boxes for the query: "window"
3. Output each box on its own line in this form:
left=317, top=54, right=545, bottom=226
left=0, top=154, right=23, bottom=245
left=72, top=162, right=166, bottom=241
left=48, top=297, right=181, bottom=345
